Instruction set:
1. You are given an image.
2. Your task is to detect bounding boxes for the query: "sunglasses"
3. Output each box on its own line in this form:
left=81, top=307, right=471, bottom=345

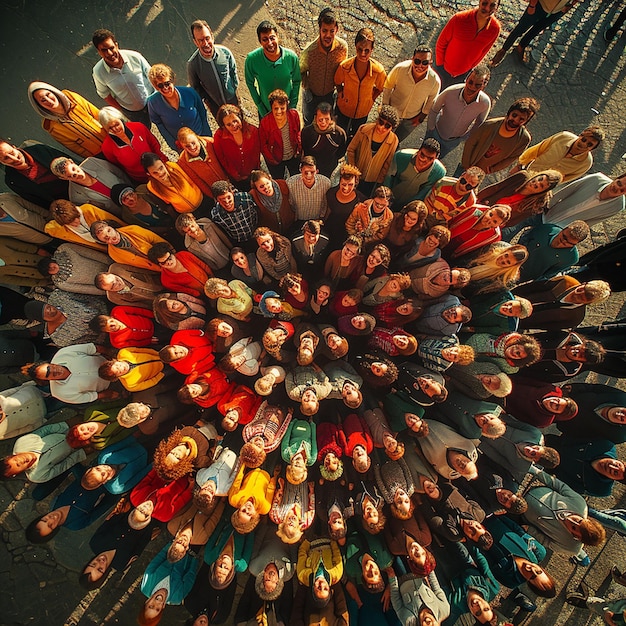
left=156, top=80, right=172, bottom=90
left=413, top=59, right=430, bottom=66
left=158, top=253, right=173, bottom=265
left=458, top=176, right=477, bottom=190
left=377, top=118, right=393, bottom=130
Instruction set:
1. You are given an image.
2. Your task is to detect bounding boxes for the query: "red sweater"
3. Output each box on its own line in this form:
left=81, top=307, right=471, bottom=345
left=130, top=470, right=192, bottom=522
left=160, top=251, right=213, bottom=298
left=185, top=368, right=235, bottom=408
left=109, top=305, right=155, bottom=348
left=168, top=328, right=215, bottom=375
left=213, top=126, right=261, bottom=182
left=217, top=384, right=263, bottom=425
left=259, top=109, right=302, bottom=165
left=101, top=121, right=166, bottom=183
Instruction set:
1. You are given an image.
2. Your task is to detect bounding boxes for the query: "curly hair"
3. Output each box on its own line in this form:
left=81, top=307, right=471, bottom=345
left=268, top=89, right=289, bottom=106
left=377, top=105, right=400, bottom=130
left=65, top=426, right=91, bottom=449
left=456, top=345, right=475, bottom=365
left=339, top=163, right=361, bottom=181
left=153, top=430, right=196, bottom=481
left=240, top=440, right=267, bottom=468
left=204, top=277, right=229, bottom=298
left=49, top=199, right=80, bottom=225
left=390, top=498, right=415, bottom=520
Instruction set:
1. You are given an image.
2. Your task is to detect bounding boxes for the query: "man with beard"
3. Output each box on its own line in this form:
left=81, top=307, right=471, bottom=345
left=461, top=97, right=539, bottom=175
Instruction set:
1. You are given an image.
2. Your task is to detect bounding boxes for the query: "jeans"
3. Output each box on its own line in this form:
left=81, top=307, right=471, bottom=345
left=424, top=126, right=463, bottom=159
left=588, top=507, right=626, bottom=536
left=500, top=4, right=565, bottom=52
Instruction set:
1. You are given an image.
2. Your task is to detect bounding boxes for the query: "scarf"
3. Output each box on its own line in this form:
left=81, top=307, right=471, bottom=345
left=262, top=181, right=283, bottom=214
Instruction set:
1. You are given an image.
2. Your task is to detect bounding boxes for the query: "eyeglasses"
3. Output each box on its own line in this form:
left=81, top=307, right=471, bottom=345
left=377, top=118, right=393, bottom=130
left=413, top=59, right=430, bottom=66
left=458, top=176, right=478, bottom=190
left=158, top=253, right=173, bottom=265
left=156, top=80, right=172, bottom=90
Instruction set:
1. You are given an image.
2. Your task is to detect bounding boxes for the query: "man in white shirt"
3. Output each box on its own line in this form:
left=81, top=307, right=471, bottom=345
left=91, top=29, right=154, bottom=126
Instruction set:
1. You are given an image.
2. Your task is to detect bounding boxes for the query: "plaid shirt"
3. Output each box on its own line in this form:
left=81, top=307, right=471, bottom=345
left=286, top=174, right=330, bottom=221
left=210, top=192, right=259, bottom=243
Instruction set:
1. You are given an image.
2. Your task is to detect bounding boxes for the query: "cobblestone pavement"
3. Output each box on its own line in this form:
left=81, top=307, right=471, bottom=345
left=0, top=0, right=625, bottom=624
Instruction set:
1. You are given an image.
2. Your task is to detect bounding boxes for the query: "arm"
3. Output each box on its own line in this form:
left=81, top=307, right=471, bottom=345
left=381, top=66, right=397, bottom=106
left=244, top=55, right=264, bottom=114
left=33, top=447, right=87, bottom=483
left=147, top=96, right=177, bottom=151
left=288, top=54, right=302, bottom=109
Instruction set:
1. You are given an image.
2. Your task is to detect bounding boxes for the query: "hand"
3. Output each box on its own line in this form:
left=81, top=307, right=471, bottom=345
left=527, top=4, right=535, bottom=13
left=381, top=585, right=391, bottom=612
left=604, top=610, right=617, bottom=626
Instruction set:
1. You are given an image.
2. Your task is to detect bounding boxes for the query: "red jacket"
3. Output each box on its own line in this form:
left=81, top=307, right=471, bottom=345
left=342, top=413, right=373, bottom=456
left=259, top=109, right=302, bottom=165
left=185, top=368, right=235, bottom=408
left=101, top=121, right=166, bottom=183
left=130, top=469, right=192, bottom=521
left=159, top=251, right=213, bottom=299
left=168, top=328, right=215, bottom=375
left=109, top=305, right=155, bottom=348
left=213, top=126, right=261, bottom=182
left=217, top=384, right=263, bottom=425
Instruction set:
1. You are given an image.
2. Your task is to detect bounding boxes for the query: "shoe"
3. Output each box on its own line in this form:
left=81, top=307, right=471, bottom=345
left=515, top=45, right=530, bottom=64
left=513, top=592, right=537, bottom=612
left=566, top=592, right=588, bottom=609
left=569, top=554, right=591, bottom=567
left=612, top=566, right=626, bottom=587
left=490, top=48, right=506, bottom=67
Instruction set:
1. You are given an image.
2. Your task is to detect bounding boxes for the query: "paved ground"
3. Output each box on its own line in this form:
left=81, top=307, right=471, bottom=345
left=0, top=0, right=625, bottom=624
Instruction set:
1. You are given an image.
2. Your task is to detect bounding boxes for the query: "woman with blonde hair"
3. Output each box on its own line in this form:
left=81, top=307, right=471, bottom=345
left=204, top=277, right=253, bottom=322
left=466, top=242, right=529, bottom=295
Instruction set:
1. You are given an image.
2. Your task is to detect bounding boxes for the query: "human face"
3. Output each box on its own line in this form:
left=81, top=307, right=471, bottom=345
left=34, top=89, right=61, bottom=112
left=479, top=374, right=500, bottom=391
left=166, top=443, right=189, bottom=465
left=524, top=174, right=550, bottom=194
left=217, top=191, right=235, bottom=211
left=106, top=118, right=125, bottom=137
left=193, top=25, right=214, bottom=58
left=412, top=51, right=432, bottom=78
left=499, top=300, right=522, bottom=317
left=397, top=301, right=414, bottom=315
left=455, top=174, right=479, bottom=194
left=36, top=509, right=65, bottom=536
left=370, top=361, right=388, bottom=376
left=222, top=113, right=242, bottom=134
left=259, top=29, right=279, bottom=56
left=157, top=251, right=176, bottom=269
left=442, top=306, right=464, bottom=324
left=319, top=22, right=339, bottom=50
left=570, top=133, right=599, bottom=155
left=441, top=346, right=459, bottom=362
left=315, top=110, right=332, bottom=132
left=169, top=345, right=189, bottom=361
left=362, top=497, right=378, bottom=524
left=422, top=479, right=441, bottom=500
left=551, top=228, right=578, bottom=248
left=119, top=189, right=138, bottom=208
left=479, top=209, right=504, bottom=230
left=231, top=251, right=248, bottom=269
left=522, top=444, right=542, bottom=460
left=300, top=165, right=317, bottom=186
left=265, top=298, right=282, bottom=313
left=355, top=40, right=373, bottom=63
left=181, top=134, right=202, bottom=158
left=393, top=334, right=410, bottom=350
left=193, top=616, right=209, bottom=626
left=96, top=224, right=121, bottom=245
left=83, top=552, right=110, bottom=581
left=257, top=233, right=274, bottom=252
left=408, top=541, right=426, bottom=565
left=424, top=233, right=441, bottom=250
left=3, top=452, right=38, bottom=476
left=329, top=509, right=345, bottom=532
left=420, top=611, right=439, bottom=626
left=214, top=554, right=233, bottom=584
left=147, top=160, right=169, bottom=184
left=254, top=176, right=274, bottom=197
left=563, top=514, right=584, bottom=538
left=367, top=249, right=383, bottom=269
left=376, top=117, right=393, bottom=134
left=316, top=285, right=331, bottom=302
left=133, top=500, right=154, bottom=523
left=239, top=499, right=256, bottom=523
left=154, top=76, right=175, bottom=97
left=394, top=488, right=411, bottom=514
left=594, top=458, right=625, bottom=480
left=0, top=142, right=27, bottom=169
left=468, top=591, right=493, bottom=622
left=565, top=344, right=586, bottom=362
left=271, top=100, right=288, bottom=123
left=313, top=576, right=330, bottom=599
left=86, top=464, right=116, bottom=488
left=518, top=560, right=552, bottom=590
left=290, top=280, right=303, bottom=297
left=504, top=344, right=527, bottom=361
left=342, top=243, right=359, bottom=261
left=418, top=376, right=442, bottom=398
left=217, top=321, right=233, bottom=337
left=504, top=109, right=531, bottom=132
left=405, top=412, right=423, bottom=432
left=541, top=396, right=567, bottom=414
left=325, top=452, right=339, bottom=472
left=495, top=488, right=517, bottom=508
left=76, top=422, right=100, bottom=440
left=43, top=303, right=60, bottom=322
left=413, top=148, right=437, bottom=173
left=144, top=589, right=167, bottom=619
left=496, top=250, right=519, bottom=267
left=478, top=0, right=499, bottom=17
left=96, top=37, right=122, bottom=68
left=301, top=389, right=317, bottom=404
left=339, top=176, right=356, bottom=195
left=402, top=211, right=419, bottom=231
left=62, top=161, right=88, bottom=182
left=165, top=299, right=185, bottom=313
left=607, top=407, right=626, bottom=424
left=35, top=363, right=68, bottom=381
left=602, top=176, right=626, bottom=199
left=263, top=563, right=279, bottom=592
left=303, top=228, right=319, bottom=245
left=464, top=72, right=487, bottom=99
left=362, top=556, right=381, bottom=585
left=449, top=450, right=473, bottom=475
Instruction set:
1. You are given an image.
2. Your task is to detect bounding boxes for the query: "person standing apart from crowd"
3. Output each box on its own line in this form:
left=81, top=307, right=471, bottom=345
left=435, top=0, right=501, bottom=89
left=299, top=8, right=348, bottom=126
left=187, top=20, right=240, bottom=123
left=334, top=28, right=387, bottom=142
left=245, top=21, right=301, bottom=118
left=91, top=28, right=154, bottom=127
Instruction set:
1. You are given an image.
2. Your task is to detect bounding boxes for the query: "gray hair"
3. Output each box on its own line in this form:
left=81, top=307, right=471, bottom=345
left=99, top=106, right=127, bottom=129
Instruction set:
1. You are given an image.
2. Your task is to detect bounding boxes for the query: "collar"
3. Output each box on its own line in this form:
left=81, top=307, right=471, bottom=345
left=101, top=50, right=128, bottom=73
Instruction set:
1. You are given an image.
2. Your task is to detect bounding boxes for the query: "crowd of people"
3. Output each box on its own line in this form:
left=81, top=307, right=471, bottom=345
left=1, top=2, right=626, bottom=625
